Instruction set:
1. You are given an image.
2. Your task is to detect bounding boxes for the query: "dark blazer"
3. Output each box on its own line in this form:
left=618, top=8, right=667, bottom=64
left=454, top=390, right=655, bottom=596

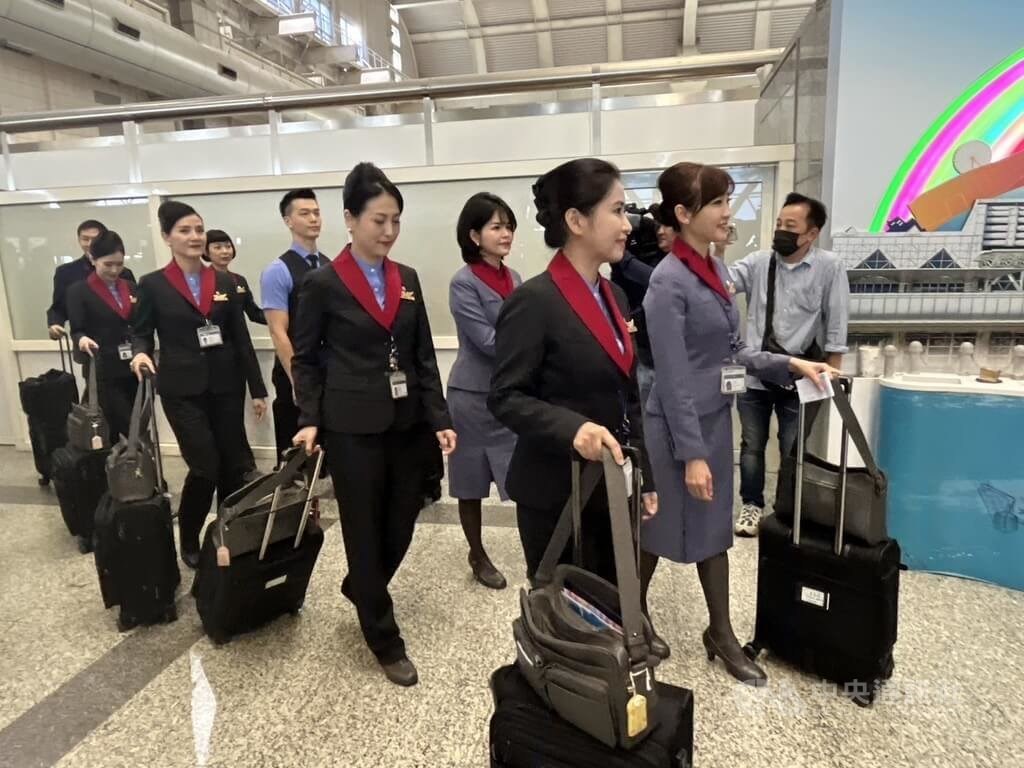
left=447, top=264, right=522, bottom=393
left=47, top=255, right=136, bottom=327
left=291, top=260, right=451, bottom=435
left=488, top=271, right=652, bottom=511
left=66, top=277, right=138, bottom=381
left=131, top=268, right=267, bottom=400
left=225, top=271, right=266, bottom=325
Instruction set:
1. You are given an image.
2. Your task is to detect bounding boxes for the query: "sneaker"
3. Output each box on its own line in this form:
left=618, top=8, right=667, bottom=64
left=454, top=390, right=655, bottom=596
left=734, top=503, right=763, bottom=537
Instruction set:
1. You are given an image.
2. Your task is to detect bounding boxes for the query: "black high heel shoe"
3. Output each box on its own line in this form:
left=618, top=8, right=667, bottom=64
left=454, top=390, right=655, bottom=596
left=702, top=627, right=767, bottom=686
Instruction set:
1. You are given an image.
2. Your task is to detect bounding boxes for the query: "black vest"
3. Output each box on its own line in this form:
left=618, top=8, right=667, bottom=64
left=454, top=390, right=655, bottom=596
left=273, top=249, right=330, bottom=375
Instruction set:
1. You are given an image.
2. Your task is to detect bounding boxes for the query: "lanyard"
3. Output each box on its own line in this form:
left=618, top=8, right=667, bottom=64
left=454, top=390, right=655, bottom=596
left=387, top=337, right=399, bottom=372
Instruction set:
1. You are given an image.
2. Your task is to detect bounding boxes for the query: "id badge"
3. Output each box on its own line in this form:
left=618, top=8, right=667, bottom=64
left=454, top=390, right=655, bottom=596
left=622, top=456, right=634, bottom=498
left=721, top=365, right=747, bottom=395
left=197, top=324, right=223, bottom=348
left=117, top=343, right=133, bottom=361
left=388, top=371, right=408, bottom=399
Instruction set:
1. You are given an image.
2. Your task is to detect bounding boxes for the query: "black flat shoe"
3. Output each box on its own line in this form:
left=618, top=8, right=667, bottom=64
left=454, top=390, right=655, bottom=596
left=469, top=552, right=507, bottom=590
left=702, top=627, right=767, bottom=686
left=181, top=549, right=200, bottom=570
left=381, top=656, right=419, bottom=687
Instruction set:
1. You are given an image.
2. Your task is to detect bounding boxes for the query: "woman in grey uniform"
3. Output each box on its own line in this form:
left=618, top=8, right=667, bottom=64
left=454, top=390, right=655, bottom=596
left=447, top=193, right=522, bottom=589
left=640, top=162, right=836, bottom=685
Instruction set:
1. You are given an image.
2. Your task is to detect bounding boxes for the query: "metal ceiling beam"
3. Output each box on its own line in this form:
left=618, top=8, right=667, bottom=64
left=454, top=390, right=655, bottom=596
left=461, top=0, right=489, bottom=74
left=753, top=5, right=772, bottom=49
left=531, top=0, right=555, bottom=68
left=681, top=0, right=699, bottom=55
left=0, top=51, right=784, bottom=133
left=606, top=0, right=624, bottom=63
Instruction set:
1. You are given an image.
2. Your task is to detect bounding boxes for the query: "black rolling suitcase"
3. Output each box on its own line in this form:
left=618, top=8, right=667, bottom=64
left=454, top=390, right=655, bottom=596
left=94, top=376, right=180, bottom=630
left=52, top=444, right=110, bottom=553
left=746, top=381, right=900, bottom=706
left=193, top=448, right=325, bottom=644
left=19, top=336, right=79, bottom=485
left=489, top=664, right=693, bottom=768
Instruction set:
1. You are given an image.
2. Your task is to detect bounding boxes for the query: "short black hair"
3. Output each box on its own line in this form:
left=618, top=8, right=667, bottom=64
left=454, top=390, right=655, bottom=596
left=89, top=230, right=124, bottom=260
left=533, top=158, right=620, bottom=249
left=203, top=229, right=235, bottom=262
left=456, top=193, right=517, bottom=264
left=157, top=201, right=200, bottom=235
left=77, top=219, right=107, bottom=237
left=343, top=163, right=404, bottom=217
left=782, top=192, right=828, bottom=231
left=279, top=188, right=318, bottom=218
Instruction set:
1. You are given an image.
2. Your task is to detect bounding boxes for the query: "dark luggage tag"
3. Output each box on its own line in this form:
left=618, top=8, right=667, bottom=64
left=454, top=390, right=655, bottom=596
left=721, top=365, right=747, bottom=395
left=118, top=343, right=133, bottom=361
left=197, top=323, right=223, bottom=349
left=388, top=371, right=408, bottom=399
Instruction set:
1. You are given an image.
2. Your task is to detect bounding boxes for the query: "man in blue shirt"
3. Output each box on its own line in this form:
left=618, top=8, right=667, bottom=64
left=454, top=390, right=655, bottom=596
left=260, top=189, right=328, bottom=465
left=728, top=193, right=849, bottom=537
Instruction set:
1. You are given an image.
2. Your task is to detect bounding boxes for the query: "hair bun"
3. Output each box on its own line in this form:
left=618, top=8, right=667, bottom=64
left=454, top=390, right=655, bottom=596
left=532, top=177, right=553, bottom=228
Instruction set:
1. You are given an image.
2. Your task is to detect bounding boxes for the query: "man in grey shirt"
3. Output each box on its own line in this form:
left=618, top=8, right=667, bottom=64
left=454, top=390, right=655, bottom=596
left=728, top=192, right=849, bottom=536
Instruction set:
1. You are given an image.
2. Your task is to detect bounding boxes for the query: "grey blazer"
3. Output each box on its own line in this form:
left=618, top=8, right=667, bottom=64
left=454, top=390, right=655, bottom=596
left=644, top=253, right=792, bottom=463
left=447, top=263, right=523, bottom=392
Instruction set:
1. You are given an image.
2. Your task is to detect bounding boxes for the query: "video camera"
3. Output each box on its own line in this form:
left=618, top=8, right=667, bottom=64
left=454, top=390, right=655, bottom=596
left=624, top=203, right=663, bottom=263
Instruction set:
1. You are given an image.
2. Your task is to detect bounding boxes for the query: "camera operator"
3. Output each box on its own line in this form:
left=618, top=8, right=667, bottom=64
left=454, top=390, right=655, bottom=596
left=610, top=202, right=674, bottom=405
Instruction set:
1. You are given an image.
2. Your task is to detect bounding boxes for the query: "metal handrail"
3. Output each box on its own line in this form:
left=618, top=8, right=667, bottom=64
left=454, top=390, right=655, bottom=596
left=0, top=49, right=782, bottom=133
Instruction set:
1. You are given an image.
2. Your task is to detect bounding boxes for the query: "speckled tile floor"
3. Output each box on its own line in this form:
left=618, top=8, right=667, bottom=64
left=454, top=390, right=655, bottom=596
left=0, top=447, right=1022, bottom=768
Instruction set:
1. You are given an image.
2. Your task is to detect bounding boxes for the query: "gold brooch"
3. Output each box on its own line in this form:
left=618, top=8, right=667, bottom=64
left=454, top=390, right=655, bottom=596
left=213, top=291, right=229, bottom=302
left=129, top=295, right=138, bottom=303
left=401, top=288, right=416, bottom=301
left=626, top=319, right=638, bottom=333
left=236, top=285, right=247, bottom=294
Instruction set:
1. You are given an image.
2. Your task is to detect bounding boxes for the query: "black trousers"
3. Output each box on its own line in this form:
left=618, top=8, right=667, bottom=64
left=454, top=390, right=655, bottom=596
left=272, top=364, right=298, bottom=465
left=516, top=483, right=617, bottom=587
left=323, top=427, right=427, bottom=664
left=162, top=390, right=249, bottom=553
left=95, top=375, right=137, bottom=444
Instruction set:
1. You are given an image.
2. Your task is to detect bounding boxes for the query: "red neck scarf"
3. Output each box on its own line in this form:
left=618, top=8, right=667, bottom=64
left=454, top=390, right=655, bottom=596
left=547, top=251, right=634, bottom=377
left=332, top=245, right=403, bottom=332
left=86, top=272, right=132, bottom=320
left=672, top=238, right=731, bottom=302
left=163, top=260, right=216, bottom=317
left=470, top=260, right=514, bottom=299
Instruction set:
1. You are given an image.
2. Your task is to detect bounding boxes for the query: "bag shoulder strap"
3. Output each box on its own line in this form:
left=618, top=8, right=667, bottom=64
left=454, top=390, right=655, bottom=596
left=85, top=356, right=101, bottom=412
left=219, top=448, right=310, bottom=523
left=761, top=255, right=778, bottom=352
left=124, top=377, right=152, bottom=458
left=831, top=384, right=885, bottom=487
left=534, top=460, right=603, bottom=586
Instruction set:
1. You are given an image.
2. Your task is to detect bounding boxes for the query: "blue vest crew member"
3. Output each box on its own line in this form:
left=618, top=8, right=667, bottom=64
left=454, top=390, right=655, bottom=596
left=130, top=202, right=268, bottom=570
left=291, top=164, right=455, bottom=688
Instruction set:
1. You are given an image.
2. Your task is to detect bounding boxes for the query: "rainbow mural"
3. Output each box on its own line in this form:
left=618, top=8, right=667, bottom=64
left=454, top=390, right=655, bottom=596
left=870, top=46, right=1024, bottom=232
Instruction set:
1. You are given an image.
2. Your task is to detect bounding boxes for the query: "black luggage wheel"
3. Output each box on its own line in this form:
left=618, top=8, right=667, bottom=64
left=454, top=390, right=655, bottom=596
left=116, top=615, right=137, bottom=633
left=38, top=475, right=50, bottom=486
left=77, top=535, right=94, bottom=555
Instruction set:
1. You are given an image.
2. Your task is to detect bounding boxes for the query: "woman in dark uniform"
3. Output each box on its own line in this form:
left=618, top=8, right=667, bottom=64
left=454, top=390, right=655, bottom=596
left=205, top=228, right=265, bottom=478
left=131, top=201, right=267, bottom=569
left=66, top=230, right=139, bottom=442
left=488, top=158, right=658, bottom=589
left=204, top=229, right=266, bottom=325
left=291, top=163, right=456, bottom=688
left=446, top=192, right=522, bottom=590
left=640, top=162, right=836, bottom=684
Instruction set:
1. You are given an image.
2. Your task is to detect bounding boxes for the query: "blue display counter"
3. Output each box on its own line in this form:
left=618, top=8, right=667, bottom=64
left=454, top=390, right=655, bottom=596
left=878, top=374, right=1024, bottom=591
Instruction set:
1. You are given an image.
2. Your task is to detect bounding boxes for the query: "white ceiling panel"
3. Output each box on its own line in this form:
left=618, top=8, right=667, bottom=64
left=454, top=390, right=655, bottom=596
left=551, top=26, right=609, bottom=67
left=549, top=0, right=607, bottom=21
left=622, top=0, right=683, bottom=10
left=399, top=3, right=466, bottom=35
left=474, top=0, right=536, bottom=26
left=696, top=10, right=755, bottom=53
left=413, top=38, right=476, bottom=77
left=484, top=33, right=540, bottom=72
left=622, top=19, right=681, bottom=60
left=769, top=6, right=810, bottom=48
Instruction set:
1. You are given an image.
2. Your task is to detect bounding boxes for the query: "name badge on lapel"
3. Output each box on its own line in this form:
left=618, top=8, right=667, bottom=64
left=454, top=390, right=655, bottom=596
left=197, top=322, right=223, bottom=348
left=117, top=343, right=133, bottom=361
left=388, top=371, right=408, bottom=399
left=721, top=365, right=747, bottom=395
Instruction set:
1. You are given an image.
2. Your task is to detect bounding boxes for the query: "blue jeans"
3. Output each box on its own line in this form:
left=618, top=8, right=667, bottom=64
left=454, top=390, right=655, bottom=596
left=737, top=387, right=815, bottom=509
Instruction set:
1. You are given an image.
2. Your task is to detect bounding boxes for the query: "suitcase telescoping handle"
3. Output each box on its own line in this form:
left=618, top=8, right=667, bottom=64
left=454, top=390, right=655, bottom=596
left=569, top=445, right=643, bottom=571
left=793, top=376, right=855, bottom=556
left=256, top=447, right=325, bottom=561
left=58, top=333, right=74, bottom=374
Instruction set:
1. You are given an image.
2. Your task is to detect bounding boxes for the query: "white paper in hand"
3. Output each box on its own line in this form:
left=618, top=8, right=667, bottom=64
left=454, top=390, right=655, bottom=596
left=796, top=372, right=834, bottom=404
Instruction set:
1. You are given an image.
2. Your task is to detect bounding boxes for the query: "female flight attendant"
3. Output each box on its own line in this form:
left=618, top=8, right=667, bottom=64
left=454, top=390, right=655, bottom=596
left=640, top=162, right=836, bottom=685
left=204, top=229, right=266, bottom=325
left=447, top=192, right=522, bottom=590
left=66, top=230, right=139, bottom=442
left=291, top=163, right=456, bottom=688
left=488, top=158, right=658, bottom=591
left=131, top=201, right=267, bottom=569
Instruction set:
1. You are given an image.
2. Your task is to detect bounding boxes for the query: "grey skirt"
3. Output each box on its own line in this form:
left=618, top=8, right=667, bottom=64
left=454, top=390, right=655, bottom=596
left=447, top=387, right=516, bottom=501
